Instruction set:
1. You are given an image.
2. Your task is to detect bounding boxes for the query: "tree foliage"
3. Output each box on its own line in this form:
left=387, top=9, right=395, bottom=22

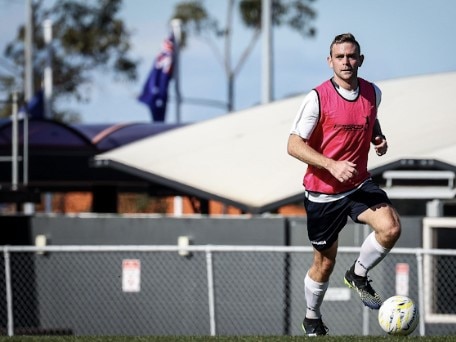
left=171, top=0, right=317, bottom=111
left=0, top=0, right=138, bottom=122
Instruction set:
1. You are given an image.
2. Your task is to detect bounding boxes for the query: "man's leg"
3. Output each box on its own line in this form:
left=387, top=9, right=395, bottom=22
left=308, top=240, right=339, bottom=282
left=345, top=204, right=401, bottom=309
left=302, top=242, right=338, bottom=336
left=357, top=204, right=401, bottom=273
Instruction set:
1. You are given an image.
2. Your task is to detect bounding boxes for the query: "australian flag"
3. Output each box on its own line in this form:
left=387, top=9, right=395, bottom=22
left=138, top=34, right=174, bottom=122
left=18, top=89, right=44, bottom=119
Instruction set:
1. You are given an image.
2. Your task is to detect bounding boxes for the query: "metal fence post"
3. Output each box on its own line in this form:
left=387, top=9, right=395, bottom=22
left=206, top=248, right=216, bottom=336
left=4, top=247, right=14, bottom=336
left=416, top=250, right=426, bottom=336
left=361, top=225, right=370, bottom=336
left=362, top=306, right=369, bottom=335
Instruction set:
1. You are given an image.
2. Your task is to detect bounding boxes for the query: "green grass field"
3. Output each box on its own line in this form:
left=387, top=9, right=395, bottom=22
left=0, top=336, right=454, bottom=342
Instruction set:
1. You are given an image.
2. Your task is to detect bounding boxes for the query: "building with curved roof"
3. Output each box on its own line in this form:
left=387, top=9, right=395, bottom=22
left=94, top=72, right=456, bottom=214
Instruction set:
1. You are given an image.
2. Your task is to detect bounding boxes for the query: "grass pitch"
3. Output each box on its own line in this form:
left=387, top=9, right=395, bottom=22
left=0, top=336, right=454, bottom=342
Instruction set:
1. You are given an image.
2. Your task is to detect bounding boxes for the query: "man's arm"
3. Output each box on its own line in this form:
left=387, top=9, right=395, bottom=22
left=372, top=119, right=388, bottom=156
left=372, top=119, right=385, bottom=142
left=287, top=133, right=358, bottom=183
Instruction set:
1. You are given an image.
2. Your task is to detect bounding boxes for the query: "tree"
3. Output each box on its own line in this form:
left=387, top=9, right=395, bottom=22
left=171, top=0, right=317, bottom=112
left=0, top=0, right=138, bottom=122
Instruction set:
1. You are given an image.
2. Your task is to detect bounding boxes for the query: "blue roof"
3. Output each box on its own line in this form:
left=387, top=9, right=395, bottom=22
left=0, top=118, right=186, bottom=151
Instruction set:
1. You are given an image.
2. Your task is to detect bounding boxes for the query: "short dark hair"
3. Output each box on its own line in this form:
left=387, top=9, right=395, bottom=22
left=330, top=33, right=361, bottom=56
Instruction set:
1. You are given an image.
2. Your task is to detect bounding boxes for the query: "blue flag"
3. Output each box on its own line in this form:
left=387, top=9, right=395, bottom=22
left=19, top=89, right=44, bottom=119
left=138, top=34, right=174, bottom=122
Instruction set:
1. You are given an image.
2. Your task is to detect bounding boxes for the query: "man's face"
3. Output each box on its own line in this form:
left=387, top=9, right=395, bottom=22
left=328, top=42, right=364, bottom=85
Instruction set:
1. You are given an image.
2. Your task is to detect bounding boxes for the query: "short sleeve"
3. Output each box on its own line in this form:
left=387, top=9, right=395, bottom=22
left=289, top=90, right=320, bottom=140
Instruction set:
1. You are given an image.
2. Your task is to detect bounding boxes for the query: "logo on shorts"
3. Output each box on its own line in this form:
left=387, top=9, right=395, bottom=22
left=311, top=240, right=327, bottom=246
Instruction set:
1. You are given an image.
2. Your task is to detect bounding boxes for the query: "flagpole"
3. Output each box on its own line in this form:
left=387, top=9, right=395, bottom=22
left=170, top=19, right=184, bottom=215
left=43, top=19, right=53, bottom=119
left=11, top=92, right=18, bottom=191
left=171, top=19, right=182, bottom=124
left=43, top=19, right=54, bottom=213
left=23, top=0, right=33, bottom=214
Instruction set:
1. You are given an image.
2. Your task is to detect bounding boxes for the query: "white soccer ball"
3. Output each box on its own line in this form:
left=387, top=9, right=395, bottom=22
left=378, top=295, right=419, bottom=336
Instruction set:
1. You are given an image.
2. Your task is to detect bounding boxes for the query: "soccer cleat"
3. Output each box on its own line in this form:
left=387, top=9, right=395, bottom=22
left=302, top=317, right=329, bottom=336
left=344, top=262, right=383, bottom=310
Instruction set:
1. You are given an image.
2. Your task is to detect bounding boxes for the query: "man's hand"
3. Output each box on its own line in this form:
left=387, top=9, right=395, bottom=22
left=327, top=159, right=358, bottom=183
left=373, top=136, right=388, bottom=156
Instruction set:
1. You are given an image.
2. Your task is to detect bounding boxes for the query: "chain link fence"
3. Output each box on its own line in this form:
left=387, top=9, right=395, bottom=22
left=1, top=245, right=456, bottom=336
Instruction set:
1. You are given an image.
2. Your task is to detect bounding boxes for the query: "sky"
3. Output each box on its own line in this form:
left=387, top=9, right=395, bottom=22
left=1, top=0, right=456, bottom=124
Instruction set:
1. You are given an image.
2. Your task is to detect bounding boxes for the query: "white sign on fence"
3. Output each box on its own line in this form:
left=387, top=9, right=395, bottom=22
left=395, top=262, right=409, bottom=296
left=324, top=287, right=351, bottom=301
left=122, top=259, right=141, bottom=293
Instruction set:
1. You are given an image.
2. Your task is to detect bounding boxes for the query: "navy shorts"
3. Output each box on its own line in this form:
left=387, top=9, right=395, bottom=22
left=303, top=179, right=392, bottom=251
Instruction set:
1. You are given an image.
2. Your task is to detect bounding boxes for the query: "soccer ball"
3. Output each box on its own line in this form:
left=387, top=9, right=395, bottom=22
left=378, top=295, right=419, bottom=336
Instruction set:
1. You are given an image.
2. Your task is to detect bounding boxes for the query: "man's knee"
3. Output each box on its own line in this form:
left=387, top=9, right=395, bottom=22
left=319, top=257, right=336, bottom=275
left=311, top=254, right=336, bottom=279
left=377, top=214, right=401, bottom=247
left=386, top=219, right=401, bottom=243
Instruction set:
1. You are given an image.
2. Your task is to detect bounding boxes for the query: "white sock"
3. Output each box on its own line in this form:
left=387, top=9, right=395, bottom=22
left=304, top=272, right=329, bottom=319
left=355, top=231, right=390, bottom=277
